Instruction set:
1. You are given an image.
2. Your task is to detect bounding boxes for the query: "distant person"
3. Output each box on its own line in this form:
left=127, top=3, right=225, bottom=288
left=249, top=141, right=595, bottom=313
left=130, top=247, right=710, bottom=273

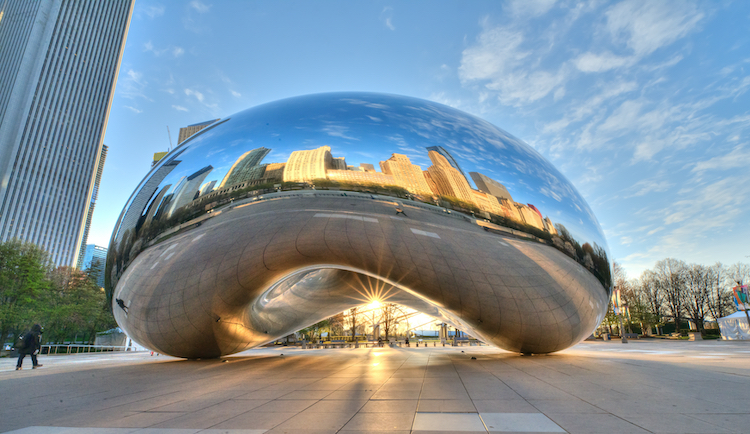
left=16, top=324, right=43, bottom=370
left=116, top=298, right=128, bottom=313
left=405, top=337, right=410, bottom=347
left=377, top=337, right=383, bottom=347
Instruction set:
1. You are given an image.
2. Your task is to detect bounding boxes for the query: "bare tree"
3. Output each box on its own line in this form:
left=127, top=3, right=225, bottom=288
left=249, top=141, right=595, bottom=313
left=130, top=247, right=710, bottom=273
left=640, top=270, right=664, bottom=334
left=684, top=264, right=710, bottom=332
left=728, top=262, right=750, bottom=286
left=706, top=263, right=732, bottom=321
left=654, top=258, right=687, bottom=333
left=612, top=262, right=632, bottom=333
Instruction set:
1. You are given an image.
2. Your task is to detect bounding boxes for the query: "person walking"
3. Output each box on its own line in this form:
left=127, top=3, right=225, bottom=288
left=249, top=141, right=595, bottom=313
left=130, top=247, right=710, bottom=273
left=16, top=324, right=43, bottom=370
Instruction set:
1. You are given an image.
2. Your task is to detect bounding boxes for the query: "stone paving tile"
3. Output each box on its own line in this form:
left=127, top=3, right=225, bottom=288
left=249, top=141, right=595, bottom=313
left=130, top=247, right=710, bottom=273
left=480, top=413, right=565, bottom=433
left=527, top=399, right=606, bottom=414
left=546, top=413, right=650, bottom=434
left=417, top=399, right=477, bottom=413
left=342, top=412, right=416, bottom=431
left=250, top=399, right=318, bottom=413
left=270, top=411, right=355, bottom=431
left=210, top=411, right=296, bottom=430
left=473, top=399, right=538, bottom=413
left=360, top=399, right=419, bottom=413
left=412, top=413, right=486, bottom=431
left=4, top=342, right=750, bottom=434
left=619, top=413, right=732, bottom=433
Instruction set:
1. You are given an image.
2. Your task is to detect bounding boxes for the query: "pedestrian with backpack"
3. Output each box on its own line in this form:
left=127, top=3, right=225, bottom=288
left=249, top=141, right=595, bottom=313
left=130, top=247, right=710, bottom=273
left=16, top=324, right=43, bottom=370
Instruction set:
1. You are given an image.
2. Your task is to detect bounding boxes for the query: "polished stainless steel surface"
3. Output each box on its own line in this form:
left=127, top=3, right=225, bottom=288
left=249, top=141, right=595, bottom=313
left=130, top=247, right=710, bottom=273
left=106, top=92, right=611, bottom=358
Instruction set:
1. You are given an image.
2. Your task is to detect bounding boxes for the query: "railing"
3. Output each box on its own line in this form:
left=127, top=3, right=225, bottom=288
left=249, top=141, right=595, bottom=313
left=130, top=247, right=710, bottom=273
left=40, top=344, right=140, bottom=355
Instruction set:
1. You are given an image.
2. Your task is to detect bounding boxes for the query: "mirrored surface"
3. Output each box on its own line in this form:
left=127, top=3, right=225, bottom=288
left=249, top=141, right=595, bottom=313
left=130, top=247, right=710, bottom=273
left=106, top=92, right=611, bottom=357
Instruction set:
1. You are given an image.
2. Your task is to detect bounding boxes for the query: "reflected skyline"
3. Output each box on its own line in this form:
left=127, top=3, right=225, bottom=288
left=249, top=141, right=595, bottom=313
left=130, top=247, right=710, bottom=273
left=107, top=92, right=612, bottom=358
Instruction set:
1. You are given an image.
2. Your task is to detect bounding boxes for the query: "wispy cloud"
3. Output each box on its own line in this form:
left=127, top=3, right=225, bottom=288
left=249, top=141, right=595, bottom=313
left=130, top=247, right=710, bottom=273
left=575, top=1, right=703, bottom=74
left=143, top=5, right=165, bottom=19
left=691, top=145, right=750, bottom=173
left=189, top=0, right=211, bottom=13
left=381, top=6, right=395, bottom=31
left=172, top=105, right=188, bottom=112
left=124, top=106, right=142, bottom=114
left=230, top=90, right=241, bottom=98
left=173, top=47, right=185, bottom=57
left=119, top=69, right=152, bottom=101
left=184, top=88, right=204, bottom=102
left=459, top=20, right=567, bottom=106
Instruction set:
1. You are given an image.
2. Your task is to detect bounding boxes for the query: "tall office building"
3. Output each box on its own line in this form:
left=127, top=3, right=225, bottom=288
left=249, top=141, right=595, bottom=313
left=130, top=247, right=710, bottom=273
left=80, top=244, right=107, bottom=288
left=380, top=153, right=432, bottom=195
left=177, top=119, right=220, bottom=144
left=75, top=144, right=107, bottom=269
left=283, top=146, right=333, bottom=182
left=0, top=0, right=134, bottom=266
left=218, top=147, right=270, bottom=188
left=469, top=172, right=514, bottom=202
left=425, top=146, right=469, bottom=184
left=426, top=151, right=474, bottom=204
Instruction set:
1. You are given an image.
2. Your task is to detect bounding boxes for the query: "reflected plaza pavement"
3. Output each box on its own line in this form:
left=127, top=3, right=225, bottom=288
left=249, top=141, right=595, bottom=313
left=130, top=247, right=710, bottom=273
left=2, top=341, right=750, bottom=434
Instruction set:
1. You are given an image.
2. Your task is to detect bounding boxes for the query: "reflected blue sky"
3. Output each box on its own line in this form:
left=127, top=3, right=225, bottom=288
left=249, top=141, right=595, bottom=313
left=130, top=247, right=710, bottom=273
left=122, top=92, right=608, bottom=255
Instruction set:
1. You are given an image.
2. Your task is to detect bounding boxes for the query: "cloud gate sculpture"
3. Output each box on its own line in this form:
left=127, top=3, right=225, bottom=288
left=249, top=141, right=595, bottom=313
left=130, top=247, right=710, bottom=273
left=106, top=92, right=611, bottom=358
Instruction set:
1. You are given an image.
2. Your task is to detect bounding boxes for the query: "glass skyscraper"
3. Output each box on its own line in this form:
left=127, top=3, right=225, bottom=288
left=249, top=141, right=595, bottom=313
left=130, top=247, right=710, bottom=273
left=0, top=0, right=134, bottom=266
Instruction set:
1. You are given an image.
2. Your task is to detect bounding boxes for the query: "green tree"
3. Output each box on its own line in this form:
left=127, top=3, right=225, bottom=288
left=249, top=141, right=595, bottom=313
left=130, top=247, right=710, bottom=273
left=0, top=240, right=52, bottom=346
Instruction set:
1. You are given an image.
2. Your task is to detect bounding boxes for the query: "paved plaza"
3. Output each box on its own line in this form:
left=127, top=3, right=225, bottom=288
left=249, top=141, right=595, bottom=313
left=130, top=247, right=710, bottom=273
left=1, top=340, right=749, bottom=434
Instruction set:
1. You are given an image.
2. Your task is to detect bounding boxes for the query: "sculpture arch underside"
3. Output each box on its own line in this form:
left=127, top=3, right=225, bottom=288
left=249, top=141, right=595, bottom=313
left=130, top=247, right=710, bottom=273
left=112, top=194, right=608, bottom=359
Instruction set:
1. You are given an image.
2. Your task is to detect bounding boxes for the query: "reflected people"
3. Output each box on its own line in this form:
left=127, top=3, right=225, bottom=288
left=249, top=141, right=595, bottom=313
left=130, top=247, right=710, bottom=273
left=106, top=92, right=612, bottom=358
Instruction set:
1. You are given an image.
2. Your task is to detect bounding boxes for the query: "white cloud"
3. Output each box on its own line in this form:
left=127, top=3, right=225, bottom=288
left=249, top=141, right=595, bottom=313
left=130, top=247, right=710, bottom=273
left=606, top=1, right=704, bottom=57
left=507, top=0, right=556, bottom=18
left=119, top=69, right=152, bottom=101
left=381, top=7, right=395, bottom=31
left=574, top=51, right=634, bottom=73
left=459, top=24, right=567, bottom=106
left=142, top=5, right=165, bottom=19
left=189, top=0, right=211, bottom=13
left=173, top=47, right=185, bottom=57
left=230, top=90, right=241, bottom=98
left=692, top=145, right=750, bottom=173
left=573, top=2, right=702, bottom=74
left=184, top=88, right=204, bottom=102
left=124, top=106, right=142, bottom=114
left=626, top=178, right=673, bottom=197
left=172, top=105, right=188, bottom=112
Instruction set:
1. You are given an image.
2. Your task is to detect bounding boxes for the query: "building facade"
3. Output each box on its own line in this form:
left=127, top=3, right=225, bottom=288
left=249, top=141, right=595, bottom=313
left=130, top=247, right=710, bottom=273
left=218, top=147, right=270, bottom=188
left=380, top=153, right=432, bottom=195
left=0, top=0, right=134, bottom=266
left=76, top=144, right=108, bottom=269
left=426, top=151, right=474, bottom=203
left=470, top=172, right=514, bottom=202
left=80, top=244, right=107, bottom=287
left=283, top=146, right=333, bottom=182
left=177, top=119, right=220, bottom=144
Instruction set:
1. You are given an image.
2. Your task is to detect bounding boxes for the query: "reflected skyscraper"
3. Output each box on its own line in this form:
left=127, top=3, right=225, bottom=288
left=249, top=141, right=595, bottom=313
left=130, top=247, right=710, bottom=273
left=426, top=151, right=474, bottom=203
left=284, top=146, right=333, bottom=182
left=117, top=150, right=184, bottom=240
left=470, top=172, right=514, bottom=202
left=167, top=165, right=213, bottom=217
left=219, top=147, right=270, bottom=188
left=178, top=119, right=220, bottom=145
left=380, top=154, right=431, bottom=195
left=426, top=146, right=468, bottom=184
left=0, top=0, right=133, bottom=266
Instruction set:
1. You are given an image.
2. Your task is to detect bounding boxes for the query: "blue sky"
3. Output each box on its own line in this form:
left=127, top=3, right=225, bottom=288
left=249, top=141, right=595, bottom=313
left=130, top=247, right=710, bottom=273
left=94, top=0, right=750, bottom=278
